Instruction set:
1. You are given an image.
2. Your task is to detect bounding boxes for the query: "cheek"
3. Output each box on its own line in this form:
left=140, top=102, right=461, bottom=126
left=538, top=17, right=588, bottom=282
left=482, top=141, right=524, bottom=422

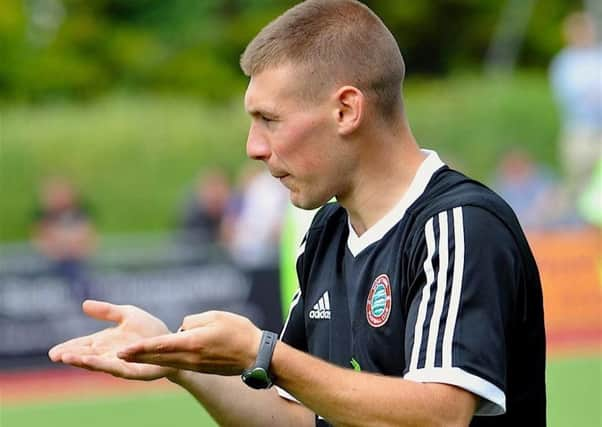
left=276, top=117, right=330, bottom=169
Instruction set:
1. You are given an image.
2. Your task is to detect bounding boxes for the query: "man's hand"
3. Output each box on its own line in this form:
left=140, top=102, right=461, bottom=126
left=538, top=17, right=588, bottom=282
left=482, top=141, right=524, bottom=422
left=48, top=300, right=175, bottom=381
left=117, top=311, right=262, bottom=376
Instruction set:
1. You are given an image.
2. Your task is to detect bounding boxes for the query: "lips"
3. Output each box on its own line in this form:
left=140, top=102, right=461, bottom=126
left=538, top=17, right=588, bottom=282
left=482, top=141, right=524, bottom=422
left=275, top=174, right=292, bottom=188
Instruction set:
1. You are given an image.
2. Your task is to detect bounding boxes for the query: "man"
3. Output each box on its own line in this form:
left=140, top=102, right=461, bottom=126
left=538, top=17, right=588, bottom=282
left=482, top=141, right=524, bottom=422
left=49, top=1, right=546, bottom=426
left=549, top=11, right=602, bottom=201
left=33, top=177, right=97, bottom=302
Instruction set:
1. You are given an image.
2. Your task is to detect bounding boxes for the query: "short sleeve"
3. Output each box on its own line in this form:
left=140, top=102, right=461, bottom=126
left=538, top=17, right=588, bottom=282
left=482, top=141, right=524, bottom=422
left=403, top=206, right=518, bottom=416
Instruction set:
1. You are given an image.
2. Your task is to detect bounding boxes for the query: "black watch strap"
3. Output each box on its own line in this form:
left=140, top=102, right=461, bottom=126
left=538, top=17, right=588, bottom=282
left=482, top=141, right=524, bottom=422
left=241, top=330, right=278, bottom=389
left=255, top=330, right=278, bottom=371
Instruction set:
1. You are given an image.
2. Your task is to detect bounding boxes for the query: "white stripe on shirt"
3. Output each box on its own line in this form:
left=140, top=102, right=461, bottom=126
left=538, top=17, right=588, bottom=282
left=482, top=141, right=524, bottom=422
left=442, top=207, right=465, bottom=367
left=425, top=211, right=449, bottom=368
left=410, top=217, right=436, bottom=371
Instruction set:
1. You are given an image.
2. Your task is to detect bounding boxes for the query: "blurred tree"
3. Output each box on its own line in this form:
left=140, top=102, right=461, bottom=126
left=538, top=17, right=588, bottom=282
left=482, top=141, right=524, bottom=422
left=0, top=0, right=581, bottom=103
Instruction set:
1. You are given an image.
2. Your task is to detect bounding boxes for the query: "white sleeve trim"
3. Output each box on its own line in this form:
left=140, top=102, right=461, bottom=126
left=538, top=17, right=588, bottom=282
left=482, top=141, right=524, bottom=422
left=404, top=367, right=506, bottom=416
left=279, top=290, right=301, bottom=340
left=276, top=386, right=300, bottom=403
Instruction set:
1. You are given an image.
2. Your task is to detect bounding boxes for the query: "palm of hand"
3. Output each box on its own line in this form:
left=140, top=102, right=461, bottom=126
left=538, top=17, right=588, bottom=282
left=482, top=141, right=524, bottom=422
left=86, top=325, right=172, bottom=380
left=49, top=301, right=175, bottom=381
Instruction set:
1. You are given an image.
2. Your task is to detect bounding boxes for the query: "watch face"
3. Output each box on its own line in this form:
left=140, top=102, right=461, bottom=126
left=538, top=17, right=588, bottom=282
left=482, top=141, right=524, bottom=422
left=242, top=367, right=272, bottom=389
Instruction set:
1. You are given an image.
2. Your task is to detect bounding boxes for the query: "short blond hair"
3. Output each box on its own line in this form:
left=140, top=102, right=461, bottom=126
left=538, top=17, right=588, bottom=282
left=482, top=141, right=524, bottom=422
left=240, top=0, right=405, bottom=119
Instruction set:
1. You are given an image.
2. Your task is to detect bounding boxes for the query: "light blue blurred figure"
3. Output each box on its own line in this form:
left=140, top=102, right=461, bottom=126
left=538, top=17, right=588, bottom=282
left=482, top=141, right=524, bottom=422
left=549, top=11, right=602, bottom=198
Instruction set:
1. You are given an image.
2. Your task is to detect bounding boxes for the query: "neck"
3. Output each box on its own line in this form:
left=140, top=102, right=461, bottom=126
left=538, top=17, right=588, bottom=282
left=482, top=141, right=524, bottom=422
left=338, top=121, right=425, bottom=236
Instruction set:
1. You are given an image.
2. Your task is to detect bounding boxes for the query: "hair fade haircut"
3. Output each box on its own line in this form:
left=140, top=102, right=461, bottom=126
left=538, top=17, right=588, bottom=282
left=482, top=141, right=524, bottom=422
left=240, top=0, right=406, bottom=120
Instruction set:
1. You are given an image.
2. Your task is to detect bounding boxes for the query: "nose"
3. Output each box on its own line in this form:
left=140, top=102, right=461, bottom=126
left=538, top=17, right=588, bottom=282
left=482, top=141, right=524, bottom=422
left=246, top=122, right=271, bottom=161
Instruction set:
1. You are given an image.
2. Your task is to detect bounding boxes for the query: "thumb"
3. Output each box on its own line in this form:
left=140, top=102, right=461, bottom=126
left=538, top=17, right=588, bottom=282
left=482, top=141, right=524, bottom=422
left=82, top=300, right=125, bottom=324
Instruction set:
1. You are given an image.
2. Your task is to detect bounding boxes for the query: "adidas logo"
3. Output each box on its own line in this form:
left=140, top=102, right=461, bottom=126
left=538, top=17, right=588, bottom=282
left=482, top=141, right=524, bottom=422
left=309, top=291, right=331, bottom=320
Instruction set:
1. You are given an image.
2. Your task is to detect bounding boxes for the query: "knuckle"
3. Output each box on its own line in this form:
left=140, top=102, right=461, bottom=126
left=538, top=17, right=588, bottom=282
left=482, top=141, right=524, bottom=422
left=155, top=342, right=171, bottom=352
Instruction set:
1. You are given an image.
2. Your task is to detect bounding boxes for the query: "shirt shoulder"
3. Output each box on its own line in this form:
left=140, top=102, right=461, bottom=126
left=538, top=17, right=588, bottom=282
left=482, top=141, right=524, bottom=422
left=408, top=167, right=522, bottom=232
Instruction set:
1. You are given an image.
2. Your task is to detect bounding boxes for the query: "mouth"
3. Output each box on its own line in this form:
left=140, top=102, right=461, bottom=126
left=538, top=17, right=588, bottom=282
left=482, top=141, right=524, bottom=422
left=275, top=174, right=293, bottom=189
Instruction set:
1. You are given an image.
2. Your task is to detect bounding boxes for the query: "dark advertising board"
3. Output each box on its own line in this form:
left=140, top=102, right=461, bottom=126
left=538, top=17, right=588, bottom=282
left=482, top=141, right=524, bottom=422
left=0, top=237, right=282, bottom=369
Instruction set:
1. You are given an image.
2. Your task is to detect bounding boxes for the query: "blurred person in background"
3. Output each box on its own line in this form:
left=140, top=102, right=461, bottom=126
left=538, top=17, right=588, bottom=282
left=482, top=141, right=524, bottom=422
left=222, top=162, right=289, bottom=332
left=222, top=162, right=288, bottom=268
left=549, top=11, right=602, bottom=203
left=219, top=162, right=263, bottom=246
left=492, top=148, right=579, bottom=229
left=32, top=177, right=97, bottom=302
left=177, top=168, right=231, bottom=246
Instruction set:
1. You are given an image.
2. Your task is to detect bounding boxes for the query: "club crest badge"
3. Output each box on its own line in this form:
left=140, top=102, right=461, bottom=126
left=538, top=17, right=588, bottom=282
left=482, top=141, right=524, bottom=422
left=366, top=274, right=392, bottom=328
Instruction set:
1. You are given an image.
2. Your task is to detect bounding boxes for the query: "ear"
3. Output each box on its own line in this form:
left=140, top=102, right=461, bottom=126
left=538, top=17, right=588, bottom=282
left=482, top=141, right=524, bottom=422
left=333, top=86, right=364, bottom=136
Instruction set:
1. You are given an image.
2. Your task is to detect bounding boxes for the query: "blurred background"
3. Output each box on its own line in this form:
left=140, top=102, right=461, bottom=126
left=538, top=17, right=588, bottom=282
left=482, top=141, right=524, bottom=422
left=0, top=0, right=600, bottom=426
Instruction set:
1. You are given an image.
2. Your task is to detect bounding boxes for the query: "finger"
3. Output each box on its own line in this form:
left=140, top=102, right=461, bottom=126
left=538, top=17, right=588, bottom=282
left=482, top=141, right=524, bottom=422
left=63, top=345, right=102, bottom=358
left=83, top=300, right=125, bottom=324
left=49, top=337, right=93, bottom=361
left=64, top=353, right=167, bottom=381
left=60, top=353, right=101, bottom=371
left=80, top=355, right=137, bottom=377
left=62, top=353, right=135, bottom=377
left=118, top=333, right=191, bottom=357
left=119, top=351, right=197, bottom=371
left=121, top=353, right=240, bottom=376
left=61, top=353, right=125, bottom=376
left=49, top=345, right=96, bottom=362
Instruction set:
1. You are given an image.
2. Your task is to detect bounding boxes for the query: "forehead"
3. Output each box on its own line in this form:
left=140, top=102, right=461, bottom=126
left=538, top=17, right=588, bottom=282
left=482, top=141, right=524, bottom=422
left=244, top=64, right=308, bottom=113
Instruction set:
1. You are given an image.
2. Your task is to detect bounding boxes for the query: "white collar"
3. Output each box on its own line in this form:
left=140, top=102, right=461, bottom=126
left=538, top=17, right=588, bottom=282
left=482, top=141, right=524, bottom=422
left=346, top=150, right=445, bottom=257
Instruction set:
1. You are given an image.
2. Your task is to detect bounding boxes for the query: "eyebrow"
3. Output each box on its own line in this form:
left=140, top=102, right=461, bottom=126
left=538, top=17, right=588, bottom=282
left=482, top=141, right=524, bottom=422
left=246, top=106, right=277, bottom=118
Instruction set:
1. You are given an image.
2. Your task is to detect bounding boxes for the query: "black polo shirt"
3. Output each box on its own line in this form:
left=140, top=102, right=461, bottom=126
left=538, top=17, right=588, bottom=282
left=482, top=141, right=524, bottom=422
left=277, top=151, right=546, bottom=426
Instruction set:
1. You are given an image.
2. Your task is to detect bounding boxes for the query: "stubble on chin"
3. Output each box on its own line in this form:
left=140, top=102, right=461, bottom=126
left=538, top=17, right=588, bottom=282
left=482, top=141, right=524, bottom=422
left=291, top=191, right=330, bottom=211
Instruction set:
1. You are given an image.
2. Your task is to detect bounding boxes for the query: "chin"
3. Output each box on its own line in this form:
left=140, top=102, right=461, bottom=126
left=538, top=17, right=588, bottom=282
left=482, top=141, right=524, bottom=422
left=292, top=201, right=321, bottom=210
left=290, top=192, right=330, bottom=211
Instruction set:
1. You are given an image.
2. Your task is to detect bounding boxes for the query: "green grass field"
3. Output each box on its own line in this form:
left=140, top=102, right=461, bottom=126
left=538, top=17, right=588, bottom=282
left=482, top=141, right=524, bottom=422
left=1, top=390, right=217, bottom=427
left=2, top=355, right=600, bottom=427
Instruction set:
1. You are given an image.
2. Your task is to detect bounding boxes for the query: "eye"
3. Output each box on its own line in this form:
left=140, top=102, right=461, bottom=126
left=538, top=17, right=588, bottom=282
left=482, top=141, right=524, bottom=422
left=261, top=115, right=274, bottom=123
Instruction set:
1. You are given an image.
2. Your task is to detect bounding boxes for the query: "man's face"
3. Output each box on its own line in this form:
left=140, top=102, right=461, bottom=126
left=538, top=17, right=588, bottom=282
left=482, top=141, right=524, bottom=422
left=244, top=64, right=354, bottom=209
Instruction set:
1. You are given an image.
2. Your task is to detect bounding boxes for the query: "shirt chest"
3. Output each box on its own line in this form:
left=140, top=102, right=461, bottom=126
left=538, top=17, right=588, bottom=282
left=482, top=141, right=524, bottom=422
left=303, top=239, right=411, bottom=374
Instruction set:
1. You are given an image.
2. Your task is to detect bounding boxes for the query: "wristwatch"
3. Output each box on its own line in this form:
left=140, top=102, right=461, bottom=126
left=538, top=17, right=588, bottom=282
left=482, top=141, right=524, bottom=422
left=241, top=330, right=278, bottom=389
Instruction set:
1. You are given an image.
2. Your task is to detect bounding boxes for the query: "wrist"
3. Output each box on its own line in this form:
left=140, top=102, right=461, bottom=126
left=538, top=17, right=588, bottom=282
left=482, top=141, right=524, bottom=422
left=245, top=327, right=263, bottom=369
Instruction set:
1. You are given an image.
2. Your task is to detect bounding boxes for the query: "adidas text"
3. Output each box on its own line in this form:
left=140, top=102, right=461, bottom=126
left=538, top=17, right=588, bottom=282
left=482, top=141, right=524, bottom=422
left=309, top=309, right=331, bottom=319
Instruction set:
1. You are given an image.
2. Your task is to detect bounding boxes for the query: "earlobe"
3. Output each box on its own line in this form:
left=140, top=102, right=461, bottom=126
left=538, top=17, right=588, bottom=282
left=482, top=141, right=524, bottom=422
left=335, top=86, right=363, bottom=136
